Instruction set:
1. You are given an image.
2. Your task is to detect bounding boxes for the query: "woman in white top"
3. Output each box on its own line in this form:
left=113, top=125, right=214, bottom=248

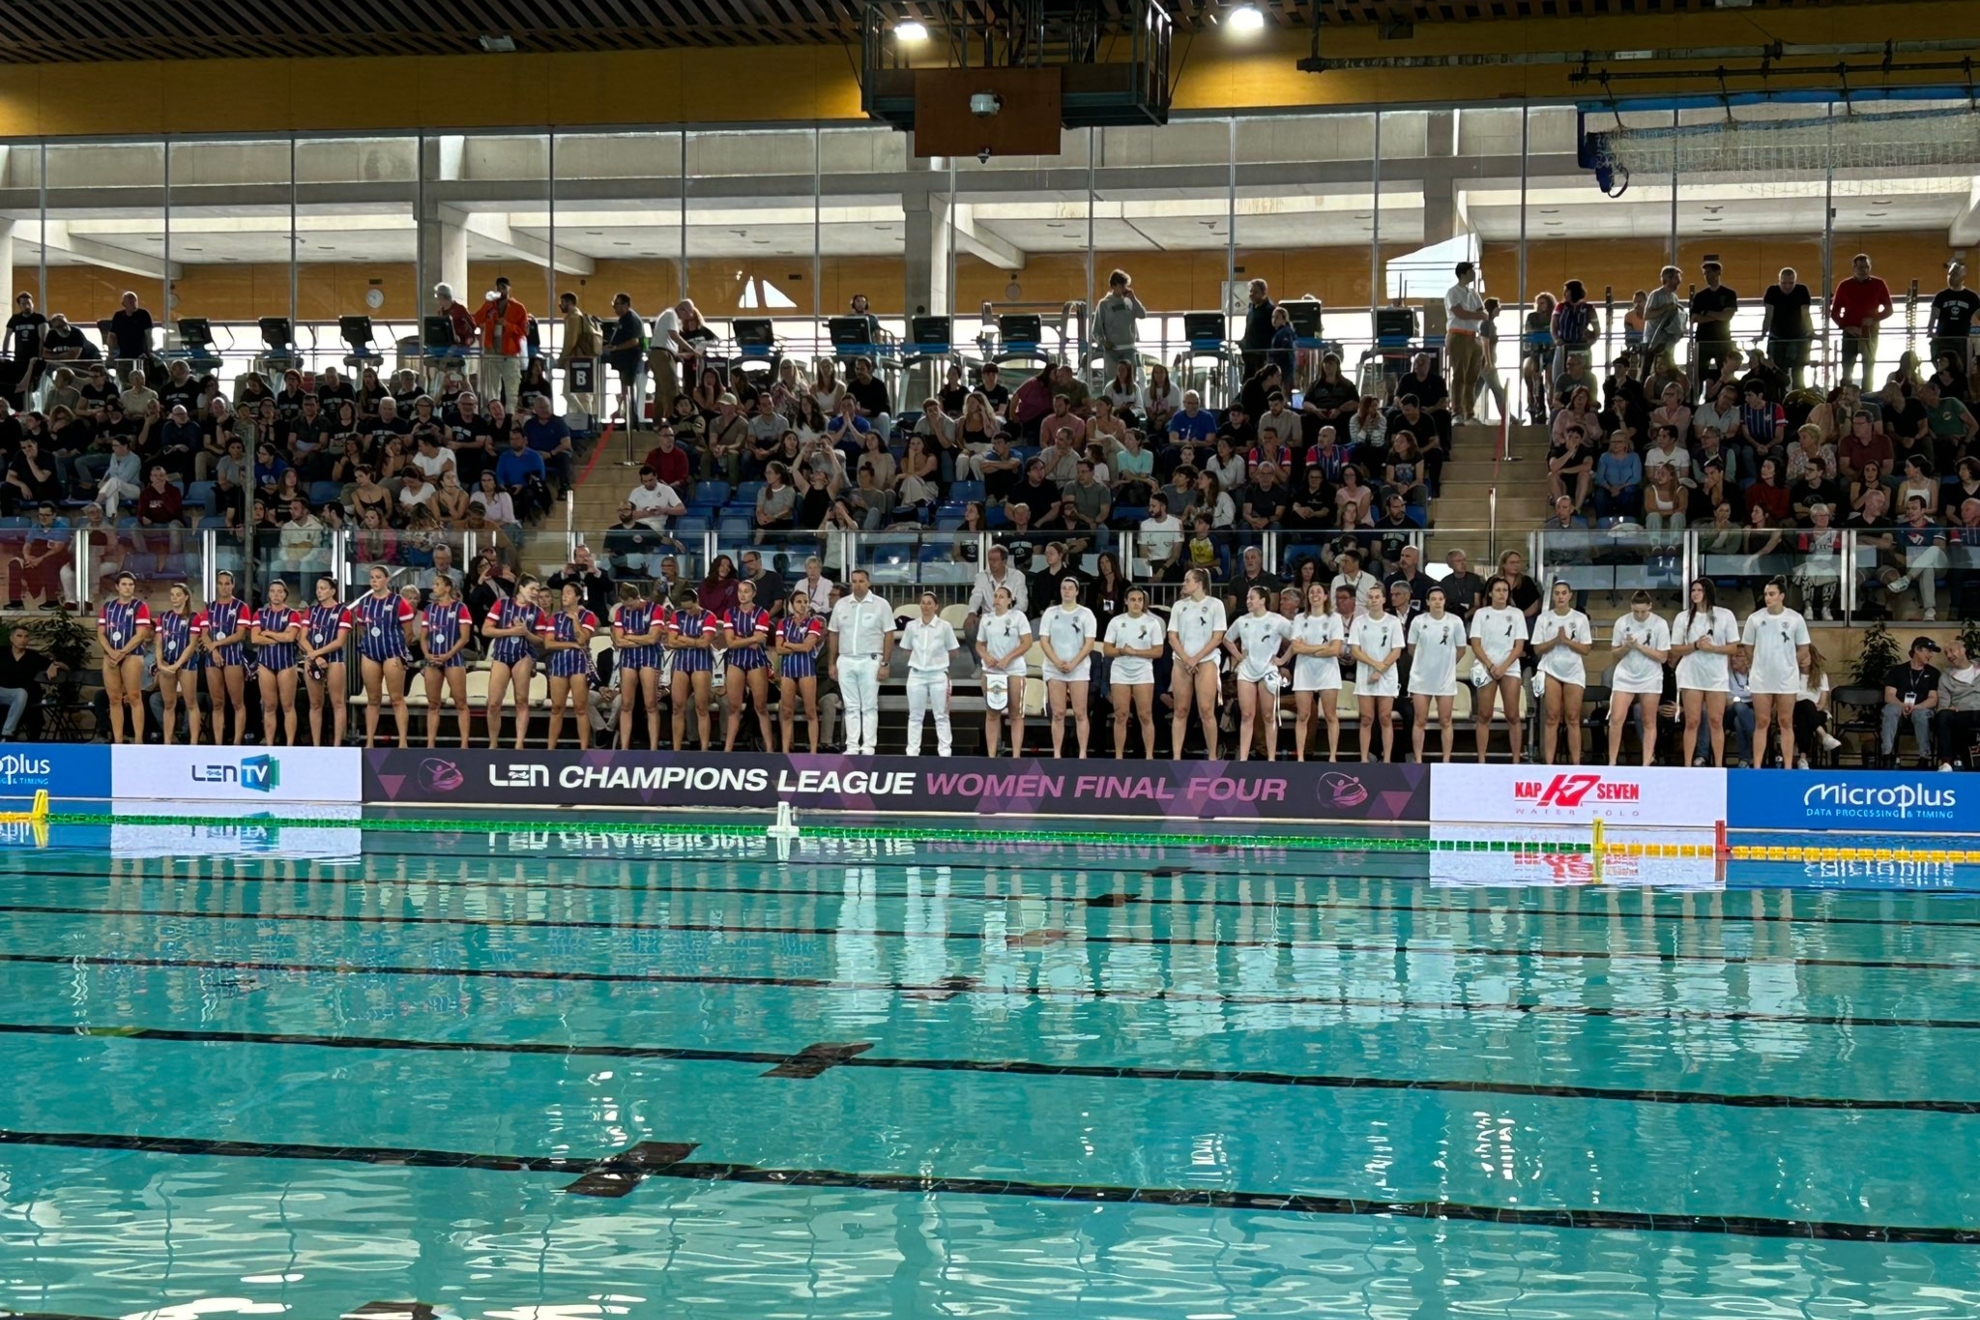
left=901, top=591, right=961, bottom=757
left=1103, top=587, right=1164, bottom=759
left=1288, top=582, right=1345, bottom=762
left=1607, top=590, right=1673, bottom=767
left=1039, top=576, right=1099, bottom=758
left=1529, top=580, right=1593, bottom=765
left=1741, top=576, right=1812, bottom=769
left=1224, top=585, right=1293, bottom=761
left=1468, top=576, right=1529, bottom=764
left=1349, top=584, right=1406, bottom=763
left=1793, top=647, right=1840, bottom=769
left=975, top=586, right=1030, bottom=758
left=1167, top=567, right=1228, bottom=760
left=1407, top=586, right=1467, bottom=763
left=1670, top=577, right=1739, bottom=767
left=810, top=358, right=845, bottom=418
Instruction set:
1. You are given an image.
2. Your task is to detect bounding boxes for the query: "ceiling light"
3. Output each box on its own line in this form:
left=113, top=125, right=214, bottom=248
left=1228, top=4, right=1265, bottom=31
left=895, top=20, right=928, bottom=40
left=479, top=34, right=516, bottom=52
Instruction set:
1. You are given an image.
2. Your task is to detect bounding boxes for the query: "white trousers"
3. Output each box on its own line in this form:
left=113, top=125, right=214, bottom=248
left=481, top=353, right=524, bottom=408
left=839, top=654, right=881, bottom=755
left=905, top=669, right=952, bottom=756
left=98, top=477, right=142, bottom=517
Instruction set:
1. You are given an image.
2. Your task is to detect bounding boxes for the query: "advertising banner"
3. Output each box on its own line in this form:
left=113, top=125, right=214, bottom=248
left=364, top=749, right=1432, bottom=823
left=1428, top=764, right=1726, bottom=830
left=0, top=743, right=112, bottom=805
left=1725, top=768, right=1969, bottom=835
left=112, top=746, right=362, bottom=807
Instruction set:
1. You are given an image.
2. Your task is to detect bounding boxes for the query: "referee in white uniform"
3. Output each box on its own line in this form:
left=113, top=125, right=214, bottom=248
left=827, top=569, right=896, bottom=755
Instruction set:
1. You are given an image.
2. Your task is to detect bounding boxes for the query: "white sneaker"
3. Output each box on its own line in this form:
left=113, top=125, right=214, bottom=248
left=1925, top=610, right=1938, bottom=621
left=1888, top=575, right=1912, bottom=593
left=1818, top=731, right=1841, bottom=750
left=1796, top=755, right=1810, bottom=769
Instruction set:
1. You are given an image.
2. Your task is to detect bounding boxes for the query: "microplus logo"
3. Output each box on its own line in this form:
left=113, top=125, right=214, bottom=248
left=1802, top=780, right=1955, bottom=821
left=1513, top=774, right=1640, bottom=808
left=0, top=753, right=52, bottom=786
left=190, top=755, right=280, bottom=793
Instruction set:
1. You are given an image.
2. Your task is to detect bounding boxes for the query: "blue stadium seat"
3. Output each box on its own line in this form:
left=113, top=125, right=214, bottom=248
left=949, top=480, right=985, bottom=503
left=733, top=481, right=765, bottom=508
left=690, top=481, right=730, bottom=509
left=186, top=481, right=215, bottom=513
left=308, top=481, right=343, bottom=506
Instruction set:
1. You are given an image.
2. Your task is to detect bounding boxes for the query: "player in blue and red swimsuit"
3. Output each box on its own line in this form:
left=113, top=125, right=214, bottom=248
left=611, top=582, right=665, bottom=751
left=722, top=578, right=775, bottom=752
left=351, top=563, right=415, bottom=748
left=250, top=579, right=303, bottom=746
left=665, top=589, right=717, bottom=751
left=420, top=573, right=475, bottom=749
left=538, top=581, right=597, bottom=751
left=479, top=580, right=541, bottom=750
left=156, top=582, right=203, bottom=746
left=201, top=570, right=251, bottom=745
left=97, top=570, right=152, bottom=744
left=300, top=575, right=352, bottom=747
left=775, top=588, right=826, bottom=754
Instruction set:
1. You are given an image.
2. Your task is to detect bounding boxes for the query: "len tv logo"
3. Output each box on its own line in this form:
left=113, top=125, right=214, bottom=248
left=191, top=755, right=280, bottom=793
left=1513, top=774, right=1640, bottom=808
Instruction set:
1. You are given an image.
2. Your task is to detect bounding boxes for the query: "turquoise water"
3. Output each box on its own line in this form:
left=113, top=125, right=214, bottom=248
left=2, top=824, right=1980, bottom=1319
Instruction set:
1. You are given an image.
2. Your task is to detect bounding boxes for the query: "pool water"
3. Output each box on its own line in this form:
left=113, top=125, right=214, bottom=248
left=2, top=823, right=1979, bottom=1319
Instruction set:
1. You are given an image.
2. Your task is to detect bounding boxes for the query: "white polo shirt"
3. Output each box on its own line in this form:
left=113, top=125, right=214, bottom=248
left=829, top=592, right=895, bottom=657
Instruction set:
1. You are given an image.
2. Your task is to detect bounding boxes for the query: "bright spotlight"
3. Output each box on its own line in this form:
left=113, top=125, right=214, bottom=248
left=896, top=19, right=929, bottom=40
left=1227, top=5, right=1265, bottom=30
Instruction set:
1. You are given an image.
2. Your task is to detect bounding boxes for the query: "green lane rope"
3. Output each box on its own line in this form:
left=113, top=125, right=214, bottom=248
left=37, top=810, right=1597, bottom=854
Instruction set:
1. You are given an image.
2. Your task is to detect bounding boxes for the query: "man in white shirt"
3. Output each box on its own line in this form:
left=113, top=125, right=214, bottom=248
left=1138, top=493, right=1184, bottom=580
left=648, top=299, right=692, bottom=418
left=827, top=569, right=896, bottom=755
left=1444, top=260, right=1487, bottom=425
left=627, top=466, right=684, bottom=530
left=1643, top=265, right=1688, bottom=365
left=964, top=546, right=1029, bottom=634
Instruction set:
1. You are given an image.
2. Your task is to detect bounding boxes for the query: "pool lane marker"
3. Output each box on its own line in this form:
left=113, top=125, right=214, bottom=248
left=343, top=1306, right=437, bottom=1320
left=762, top=1042, right=874, bottom=1079
left=562, top=1140, right=700, bottom=1198
left=2, top=1123, right=1977, bottom=1246
left=10, top=1020, right=1980, bottom=1114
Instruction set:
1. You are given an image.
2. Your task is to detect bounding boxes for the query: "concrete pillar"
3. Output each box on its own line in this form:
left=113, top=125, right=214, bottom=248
left=903, top=191, right=950, bottom=318
left=0, top=220, right=16, bottom=318
left=1421, top=111, right=1470, bottom=246
left=419, top=205, right=468, bottom=307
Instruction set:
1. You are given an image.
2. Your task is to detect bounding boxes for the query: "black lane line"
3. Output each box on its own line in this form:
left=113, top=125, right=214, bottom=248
left=6, top=862, right=1976, bottom=931
left=7, top=1020, right=1975, bottom=1114
left=7, top=950, right=1980, bottom=1031
left=1, top=1124, right=1974, bottom=1245
left=5, top=900, right=1974, bottom=973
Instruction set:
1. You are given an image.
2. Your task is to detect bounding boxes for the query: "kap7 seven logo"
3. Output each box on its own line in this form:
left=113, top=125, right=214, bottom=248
left=1512, top=774, right=1641, bottom=808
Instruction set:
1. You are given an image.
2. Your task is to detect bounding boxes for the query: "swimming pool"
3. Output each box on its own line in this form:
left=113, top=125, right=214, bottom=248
left=2, top=822, right=1979, bottom=1318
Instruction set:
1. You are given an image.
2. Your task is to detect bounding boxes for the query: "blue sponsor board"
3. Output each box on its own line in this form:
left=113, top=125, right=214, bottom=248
left=0, top=742, right=111, bottom=804
left=1726, top=768, right=1967, bottom=834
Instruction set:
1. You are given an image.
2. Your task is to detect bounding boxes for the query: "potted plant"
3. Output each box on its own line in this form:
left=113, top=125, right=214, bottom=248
left=1851, top=618, right=1902, bottom=689
left=13, top=608, right=93, bottom=675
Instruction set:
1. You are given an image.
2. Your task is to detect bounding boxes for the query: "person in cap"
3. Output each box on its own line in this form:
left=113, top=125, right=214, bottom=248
left=1881, top=635, right=1942, bottom=769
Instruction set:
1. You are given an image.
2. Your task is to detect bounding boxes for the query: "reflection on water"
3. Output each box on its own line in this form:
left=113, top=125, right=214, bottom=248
left=1, top=831, right=1978, bottom=1317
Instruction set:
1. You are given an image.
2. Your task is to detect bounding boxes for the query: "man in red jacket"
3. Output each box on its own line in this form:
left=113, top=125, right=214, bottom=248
left=473, top=276, right=530, bottom=410
left=1829, top=252, right=1893, bottom=391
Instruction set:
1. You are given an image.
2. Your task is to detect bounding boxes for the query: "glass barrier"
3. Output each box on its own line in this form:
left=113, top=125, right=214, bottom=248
left=1536, top=522, right=1686, bottom=615
left=0, top=517, right=77, bottom=611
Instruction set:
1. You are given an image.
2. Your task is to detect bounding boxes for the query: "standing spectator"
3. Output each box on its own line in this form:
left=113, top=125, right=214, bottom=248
left=1881, top=635, right=1941, bottom=768
left=549, top=544, right=616, bottom=620
left=1761, top=267, right=1814, bottom=388
left=557, top=291, right=601, bottom=420
left=1092, top=269, right=1146, bottom=383
left=604, top=292, right=647, bottom=421
left=1642, top=266, right=1687, bottom=370
left=1444, top=261, right=1486, bottom=425
left=472, top=276, right=529, bottom=409
left=1690, top=261, right=1738, bottom=386
left=6, top=292, right=45, bottom=365
left=1930, top=261, right=1980, bottom=376
left=1552, top=280, right=1601, bottom=379
left=1830, top=253, right=1894, bottom=391
left=108, top=290, right=154, bottom=364
left=428, top=283, right=476, bottom=389
left=1240, top=278, right=1275, bottom=378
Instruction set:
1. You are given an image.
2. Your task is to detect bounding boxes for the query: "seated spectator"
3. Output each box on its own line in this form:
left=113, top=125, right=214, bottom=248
left=1240, top=461, right=1288, bottom=531
left=4, top=439, right=61, bottom=514
left=1935, top=638, right=1980, bottom=771
left=93, top=435, right=142, bottom=517
left=471, top=469, right=517, bottom=528
left=1139, top=493, right=1184, bottom=580
left=1885, top=495, right=1950, bottom=620
left=1305, top=425, right=1349, bottom=485
left=1224, top=544, right=1279, bottom=617
left=1215, top=402, right=1256, bottom=452
left=604, top=502, right=682, bottom=580
left=1285, top=463, right=1334, bottom=531
left=1384, top=434, right=1430, bottom=508
left=1552, top=352, right=1598, bottom=413
left=755, top=461, right=799, bottom=529
left=1549, top=425, right=1595, bottom=510
left=1111, top=429, right=1154, bottom=506
left=1642, top=425, right=1692, bottom=487
left=1743, top=456, right=1792, bottom=524
left=628, top=466, right=684, bottom=529
left=639, top=424, right=693, bottom=495
left=522, top=395, right=575, bottom=497
left=1648, top=381, right=1692, bottom=444
left=1166, top=391, right=1216, bottom=445
left=494, top=431, right=551, bottom=522
left=1335, top=465, right=1373, bottom=527
left=1553, top=386, right=1601, bottom=445
left=1064, top=459, right=1111, bottom=532
left=1881, top=635, right=1941, bottom=768
left=1740, top=381, right=1787, bottom=454
left=549, top=544, right=616, bottom=620
left=1593, top=432, right=1642, bottom=519
left=133, top=464, right=183, bottom=527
